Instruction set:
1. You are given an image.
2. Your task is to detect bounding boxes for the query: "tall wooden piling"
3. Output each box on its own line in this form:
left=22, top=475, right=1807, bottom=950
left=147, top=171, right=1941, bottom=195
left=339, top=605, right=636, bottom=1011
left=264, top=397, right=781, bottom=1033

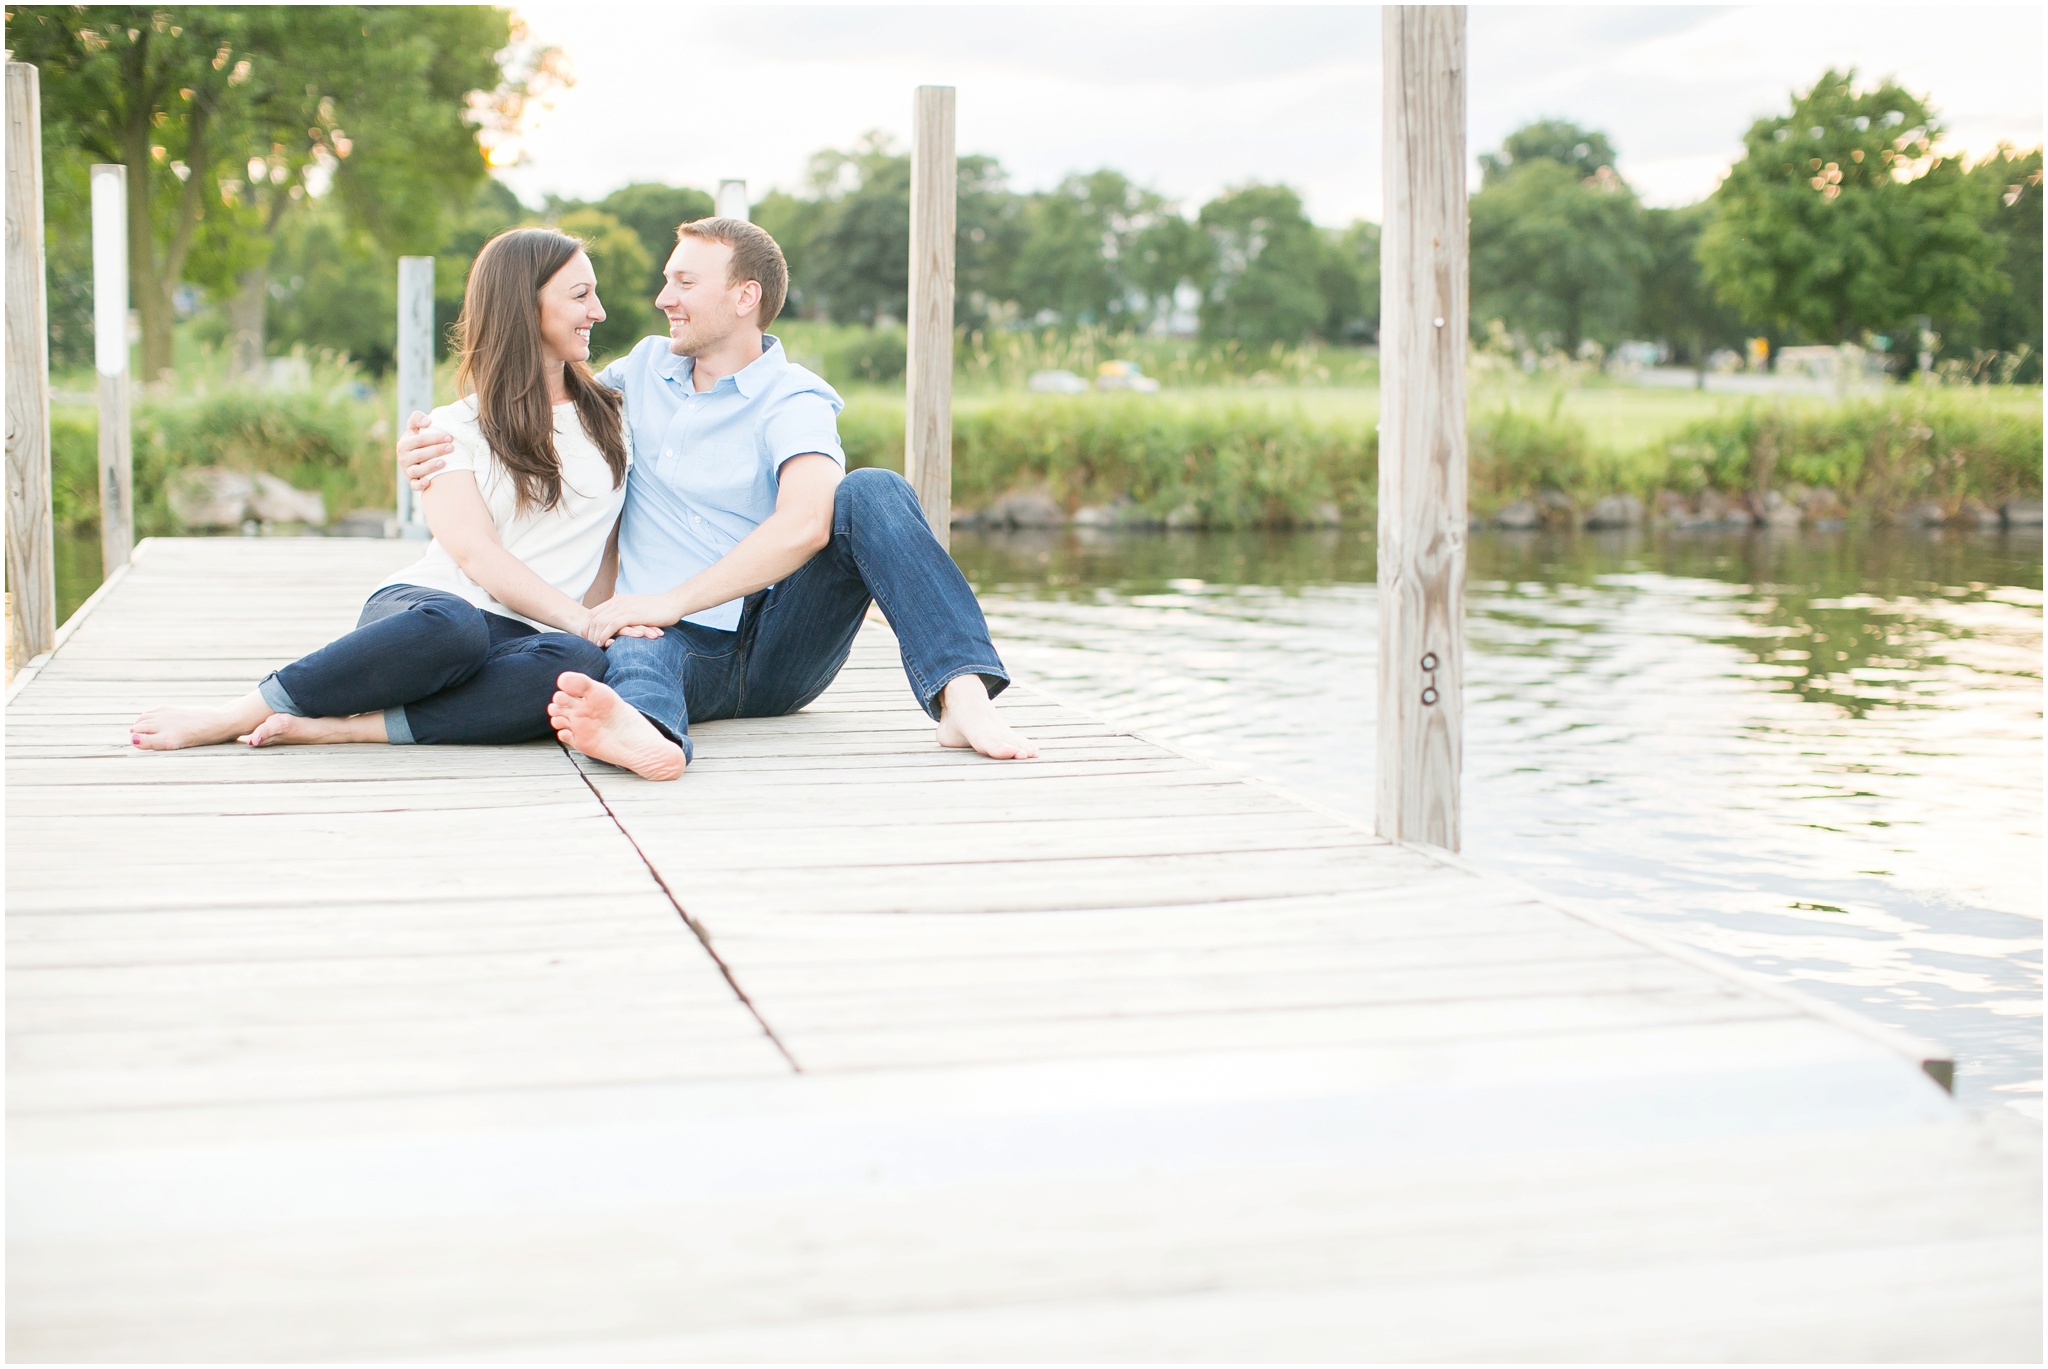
left=92, top=164, right=133, bottom=574
left=1377, top=7, right=1468, bottom=850
left=394, top=256, right=434, bottom=531
left=904, top=85, right=956, bottom=545
left=6, top=62, right=56, bottom=664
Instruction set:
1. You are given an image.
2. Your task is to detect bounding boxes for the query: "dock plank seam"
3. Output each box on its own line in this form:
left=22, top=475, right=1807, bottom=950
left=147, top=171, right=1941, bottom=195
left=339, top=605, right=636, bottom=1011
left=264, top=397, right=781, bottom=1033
left=563, top=746, right=804, bottom=1074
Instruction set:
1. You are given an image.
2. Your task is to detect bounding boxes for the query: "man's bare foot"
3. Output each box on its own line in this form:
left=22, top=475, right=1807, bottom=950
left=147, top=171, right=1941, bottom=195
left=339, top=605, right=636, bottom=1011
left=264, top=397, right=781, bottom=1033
left=131, top=691, right=271, bottom=750
left=936, top=674, right=1038, bottom=760
left=549, top=672, right=686, bottom=780
left=240, top=712, right=387, bottom=747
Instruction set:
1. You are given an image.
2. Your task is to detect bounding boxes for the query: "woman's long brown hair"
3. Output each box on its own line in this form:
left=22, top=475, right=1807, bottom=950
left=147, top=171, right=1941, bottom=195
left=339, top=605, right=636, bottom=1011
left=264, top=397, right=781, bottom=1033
left=452, top=228, right=628, bottom=515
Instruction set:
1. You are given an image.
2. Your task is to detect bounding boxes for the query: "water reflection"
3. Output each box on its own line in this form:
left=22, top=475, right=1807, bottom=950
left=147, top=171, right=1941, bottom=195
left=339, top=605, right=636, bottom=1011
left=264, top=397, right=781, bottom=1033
left=954, top=526, right=2044, bottom=1116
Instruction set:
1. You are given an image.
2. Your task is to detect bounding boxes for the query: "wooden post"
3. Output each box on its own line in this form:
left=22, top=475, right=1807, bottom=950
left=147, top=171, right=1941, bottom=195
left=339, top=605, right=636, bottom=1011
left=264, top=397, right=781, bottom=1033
left=1377, top=7, right=1468, bottom=851
left=904, top=85, right=956, bottom=545
left=715, top=179, right=749, bottom=221
left=6, top=62, right=56, bottom=665
left=91, top=164, right=133, bottom=574
left=394, top=256, right=434, bottom=533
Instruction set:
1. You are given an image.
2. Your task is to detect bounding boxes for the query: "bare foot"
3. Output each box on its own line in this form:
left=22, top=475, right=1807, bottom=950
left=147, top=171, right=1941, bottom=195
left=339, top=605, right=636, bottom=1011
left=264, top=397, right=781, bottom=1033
left=549, top=672, right=686, bottom=780
left=240, top=713, right=387, bottom=747
left=936, top=675, right=1038, bottom=760
left=131, top=691, right=271, bottom=751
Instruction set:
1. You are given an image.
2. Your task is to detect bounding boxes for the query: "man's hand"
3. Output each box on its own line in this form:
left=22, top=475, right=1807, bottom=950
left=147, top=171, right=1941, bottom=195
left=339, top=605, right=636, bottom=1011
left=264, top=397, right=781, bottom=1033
left=398, top=411, right=455, bottom=491
left=585, top=593, right=680, bottom=647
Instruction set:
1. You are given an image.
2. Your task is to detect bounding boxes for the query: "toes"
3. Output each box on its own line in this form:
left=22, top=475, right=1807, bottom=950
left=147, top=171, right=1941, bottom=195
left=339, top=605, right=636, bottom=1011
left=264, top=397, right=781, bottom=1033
left=555, top=671, right=598, bottom=697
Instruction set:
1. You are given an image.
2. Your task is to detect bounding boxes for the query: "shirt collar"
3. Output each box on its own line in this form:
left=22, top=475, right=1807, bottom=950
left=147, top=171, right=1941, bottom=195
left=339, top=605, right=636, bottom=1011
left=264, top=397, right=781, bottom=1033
left=658, top=334, right=786, bottom=398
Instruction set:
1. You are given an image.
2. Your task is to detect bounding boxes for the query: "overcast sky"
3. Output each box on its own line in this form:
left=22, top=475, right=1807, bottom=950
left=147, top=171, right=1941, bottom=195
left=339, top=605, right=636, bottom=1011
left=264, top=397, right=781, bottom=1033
left=498, top=3, right=2045, bottom=223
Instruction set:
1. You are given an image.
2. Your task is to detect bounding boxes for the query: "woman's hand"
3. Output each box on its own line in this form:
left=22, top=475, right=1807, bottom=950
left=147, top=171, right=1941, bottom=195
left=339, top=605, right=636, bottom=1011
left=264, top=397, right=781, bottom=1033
left=586, top=593, right=680, bottom=646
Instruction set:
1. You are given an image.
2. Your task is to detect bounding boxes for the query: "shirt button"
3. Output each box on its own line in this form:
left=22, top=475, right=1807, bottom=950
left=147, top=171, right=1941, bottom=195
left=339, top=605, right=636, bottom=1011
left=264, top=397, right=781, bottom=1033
left=692, top=515, right=702, bottom=524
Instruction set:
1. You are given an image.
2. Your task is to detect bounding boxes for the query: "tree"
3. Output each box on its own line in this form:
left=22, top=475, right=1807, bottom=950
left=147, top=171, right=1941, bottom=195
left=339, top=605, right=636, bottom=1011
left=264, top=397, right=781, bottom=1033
left=11, top=7, right=267, bottom=378
left=1319, top=219, right=1380, bottom=344
left=1195, top=183, right=1326, bottom=346
left=797, top=133, right=1019, bottom=327
left=593, top=182, right=714, bottom=306
left=1638, top=202, right=1745, bottom=377
left=1126, top=212, right=1211, bottom=327
left=1697, top=69, right=2003, bottom=350
left=10, top=5, right=551, bottom=378
left=1936, top=146, right=2043, bottom=380
left=1470, top=156, right=1648, bottom=352
left=1478, top=119, right=1620, bottom=188
left=1010, top=170, right=1170, bottom=327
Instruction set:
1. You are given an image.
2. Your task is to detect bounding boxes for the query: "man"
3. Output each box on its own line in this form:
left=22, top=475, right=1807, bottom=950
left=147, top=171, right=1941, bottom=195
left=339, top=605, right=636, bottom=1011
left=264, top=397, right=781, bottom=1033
left=398, top=217, right=1036, bottom=779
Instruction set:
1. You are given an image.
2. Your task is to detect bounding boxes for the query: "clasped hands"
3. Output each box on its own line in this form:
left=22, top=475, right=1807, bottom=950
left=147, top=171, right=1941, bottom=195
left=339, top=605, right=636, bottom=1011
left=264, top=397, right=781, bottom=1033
left=397, top=411, right=671, bottom=651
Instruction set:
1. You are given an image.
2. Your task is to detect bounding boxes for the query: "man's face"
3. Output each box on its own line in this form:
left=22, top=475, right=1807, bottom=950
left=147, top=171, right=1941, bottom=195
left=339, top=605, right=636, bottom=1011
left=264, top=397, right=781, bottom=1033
left=656, top=236, right=758, bottom=356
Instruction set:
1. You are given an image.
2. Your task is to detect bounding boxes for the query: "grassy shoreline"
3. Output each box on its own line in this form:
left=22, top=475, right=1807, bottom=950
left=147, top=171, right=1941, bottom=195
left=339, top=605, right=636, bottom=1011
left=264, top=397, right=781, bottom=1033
left=45, top=357, right=2042, bottom=542
left=842, top=385, right=2042, bottom=529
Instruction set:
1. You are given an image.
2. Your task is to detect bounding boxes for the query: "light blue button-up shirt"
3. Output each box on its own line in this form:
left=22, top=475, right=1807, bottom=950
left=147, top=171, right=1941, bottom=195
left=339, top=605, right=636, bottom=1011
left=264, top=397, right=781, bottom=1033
left=596, top=334, right=845, bottom=631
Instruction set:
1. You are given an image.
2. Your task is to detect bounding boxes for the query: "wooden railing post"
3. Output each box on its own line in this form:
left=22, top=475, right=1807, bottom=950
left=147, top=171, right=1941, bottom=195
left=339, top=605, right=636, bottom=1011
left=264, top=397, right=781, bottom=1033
left=904, top=85, right=956, bottom=546
left=1377, top=7, right=1468, bottom=850
left=92, top=163, right=133, bottom=574
left=394, top=256, right=434, bottom=534
left=6, top=61, right=57, bottom=665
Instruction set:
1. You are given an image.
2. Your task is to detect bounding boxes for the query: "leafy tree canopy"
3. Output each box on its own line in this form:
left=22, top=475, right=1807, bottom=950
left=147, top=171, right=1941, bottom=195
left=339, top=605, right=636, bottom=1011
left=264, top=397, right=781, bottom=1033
left=1195, top=183, right=1327, bottom=347
left=1478, top=119, right=1620, bottom=188
left=8, top=4, right=543, bottom=376
left=1697, top=68, right=2002, bottom=346
left=1470, top=148, right=1648, bottom=351
left=1638, top=202, right=1745, bottom=368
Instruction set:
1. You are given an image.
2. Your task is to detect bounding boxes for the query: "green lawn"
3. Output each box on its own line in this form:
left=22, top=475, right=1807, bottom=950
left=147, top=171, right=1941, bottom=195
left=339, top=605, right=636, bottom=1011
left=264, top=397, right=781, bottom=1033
left=853, top=380, right=2044, bottom=456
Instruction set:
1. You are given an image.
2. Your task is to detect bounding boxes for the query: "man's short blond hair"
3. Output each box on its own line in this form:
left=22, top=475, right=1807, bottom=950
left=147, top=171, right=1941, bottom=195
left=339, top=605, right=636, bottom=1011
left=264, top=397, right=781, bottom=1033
left=677, top=218, right=788, bottom=328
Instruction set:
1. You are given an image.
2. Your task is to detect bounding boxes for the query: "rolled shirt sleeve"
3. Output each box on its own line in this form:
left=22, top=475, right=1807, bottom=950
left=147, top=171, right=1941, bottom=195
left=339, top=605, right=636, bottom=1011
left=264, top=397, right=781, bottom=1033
left=764, top=389, right=846, bottom=472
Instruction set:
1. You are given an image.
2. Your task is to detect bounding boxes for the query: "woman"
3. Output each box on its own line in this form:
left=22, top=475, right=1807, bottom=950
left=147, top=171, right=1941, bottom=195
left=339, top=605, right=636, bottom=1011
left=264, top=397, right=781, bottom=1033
left=131, top=227, right=651, bottom=752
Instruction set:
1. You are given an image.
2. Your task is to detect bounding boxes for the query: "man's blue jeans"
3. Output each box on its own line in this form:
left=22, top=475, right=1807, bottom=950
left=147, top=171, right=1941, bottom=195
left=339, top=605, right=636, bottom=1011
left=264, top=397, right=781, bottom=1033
left=603, top=468, right=1008, bottom=761
left=261, top=584, right=608, bottom=744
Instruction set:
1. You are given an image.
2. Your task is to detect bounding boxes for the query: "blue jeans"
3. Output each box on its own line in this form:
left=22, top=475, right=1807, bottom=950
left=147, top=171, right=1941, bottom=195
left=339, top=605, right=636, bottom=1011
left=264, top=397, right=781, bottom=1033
left=260, top=584, right=608, bottom=745
left=603, top=468, right=1008, bottom=761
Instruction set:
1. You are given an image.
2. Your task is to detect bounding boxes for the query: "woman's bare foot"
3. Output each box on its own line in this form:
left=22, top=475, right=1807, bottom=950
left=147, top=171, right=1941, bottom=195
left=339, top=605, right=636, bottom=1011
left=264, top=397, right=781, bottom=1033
left=131, top=691, right=272, bottom=750
left=240, top=712, right=388, bottom=747
left=936, top=674, right=1038, bottom=760
left=549, top=673, right=686, bottom=780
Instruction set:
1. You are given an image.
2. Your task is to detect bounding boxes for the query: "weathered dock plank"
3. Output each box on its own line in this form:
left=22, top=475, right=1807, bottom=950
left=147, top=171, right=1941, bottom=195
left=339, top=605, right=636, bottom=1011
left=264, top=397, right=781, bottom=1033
left=7, top=539, right=2040, bottom=1361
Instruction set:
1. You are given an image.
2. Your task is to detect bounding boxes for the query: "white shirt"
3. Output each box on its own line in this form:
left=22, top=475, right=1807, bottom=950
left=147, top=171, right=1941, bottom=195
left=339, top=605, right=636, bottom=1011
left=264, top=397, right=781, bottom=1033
left=379, top=396, right=631, bottom=629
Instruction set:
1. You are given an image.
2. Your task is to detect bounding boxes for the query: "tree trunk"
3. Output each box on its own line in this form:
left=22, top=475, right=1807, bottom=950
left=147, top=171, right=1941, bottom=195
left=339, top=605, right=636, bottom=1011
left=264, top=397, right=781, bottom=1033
left=227, top=266, right=267, bottom=380
left=122, top=125, right=174, bottom=383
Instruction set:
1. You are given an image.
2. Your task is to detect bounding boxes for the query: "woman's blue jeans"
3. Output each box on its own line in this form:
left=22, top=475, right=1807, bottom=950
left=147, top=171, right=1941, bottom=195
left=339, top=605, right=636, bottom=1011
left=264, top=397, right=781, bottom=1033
left=260, top=584, right=608, bottom=745
left=602, top=468, right=1009, bottom=762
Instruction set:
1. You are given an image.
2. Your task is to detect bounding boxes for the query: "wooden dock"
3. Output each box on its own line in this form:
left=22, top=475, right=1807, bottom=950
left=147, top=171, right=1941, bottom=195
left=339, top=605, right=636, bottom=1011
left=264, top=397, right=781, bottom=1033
left=7, top=538, right=2040, bottom=1361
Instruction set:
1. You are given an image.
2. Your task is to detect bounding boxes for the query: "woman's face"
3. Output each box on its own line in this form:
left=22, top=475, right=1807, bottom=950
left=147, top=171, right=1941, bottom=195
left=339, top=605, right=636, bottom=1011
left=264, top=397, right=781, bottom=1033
left=537, top=250, right=605, bottom=366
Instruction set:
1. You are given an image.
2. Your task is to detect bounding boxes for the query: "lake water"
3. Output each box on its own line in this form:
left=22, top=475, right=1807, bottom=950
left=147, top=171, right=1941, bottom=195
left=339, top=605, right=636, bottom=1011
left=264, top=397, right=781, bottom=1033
left=951, top=526, right=2043, bottom=1117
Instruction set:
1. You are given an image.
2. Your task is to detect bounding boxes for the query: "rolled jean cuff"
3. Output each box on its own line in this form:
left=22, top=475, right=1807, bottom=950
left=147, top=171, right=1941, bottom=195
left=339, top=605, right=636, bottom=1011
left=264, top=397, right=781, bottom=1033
left=924, top=664, right=1010, bottom=720
left=383, top=706, right=416, bottom=746
left=257, top=673, right=306, bottom=717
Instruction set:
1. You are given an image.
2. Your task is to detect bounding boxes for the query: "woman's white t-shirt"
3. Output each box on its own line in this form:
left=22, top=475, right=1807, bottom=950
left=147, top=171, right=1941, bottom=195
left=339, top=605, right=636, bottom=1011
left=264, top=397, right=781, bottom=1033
left=378, top=396, right=631, bottom=630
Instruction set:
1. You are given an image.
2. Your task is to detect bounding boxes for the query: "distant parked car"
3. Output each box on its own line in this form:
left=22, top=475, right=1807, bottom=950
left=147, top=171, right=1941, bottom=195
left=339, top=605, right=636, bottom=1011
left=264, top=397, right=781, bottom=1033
left=1027, top=369, right=1091, bottom=394
left=1095, top=360, right=1160, bottom=393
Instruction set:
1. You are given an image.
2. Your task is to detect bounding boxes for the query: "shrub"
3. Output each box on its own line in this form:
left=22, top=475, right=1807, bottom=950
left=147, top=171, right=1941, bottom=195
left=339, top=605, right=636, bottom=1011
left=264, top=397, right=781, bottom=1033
left=50, top=377, right=393, bottom=538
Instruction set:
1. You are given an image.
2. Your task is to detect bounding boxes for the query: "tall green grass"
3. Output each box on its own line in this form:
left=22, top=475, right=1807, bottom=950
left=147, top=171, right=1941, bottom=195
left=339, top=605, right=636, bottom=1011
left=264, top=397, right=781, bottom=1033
left=844, top=387, right=2040, bottom=528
